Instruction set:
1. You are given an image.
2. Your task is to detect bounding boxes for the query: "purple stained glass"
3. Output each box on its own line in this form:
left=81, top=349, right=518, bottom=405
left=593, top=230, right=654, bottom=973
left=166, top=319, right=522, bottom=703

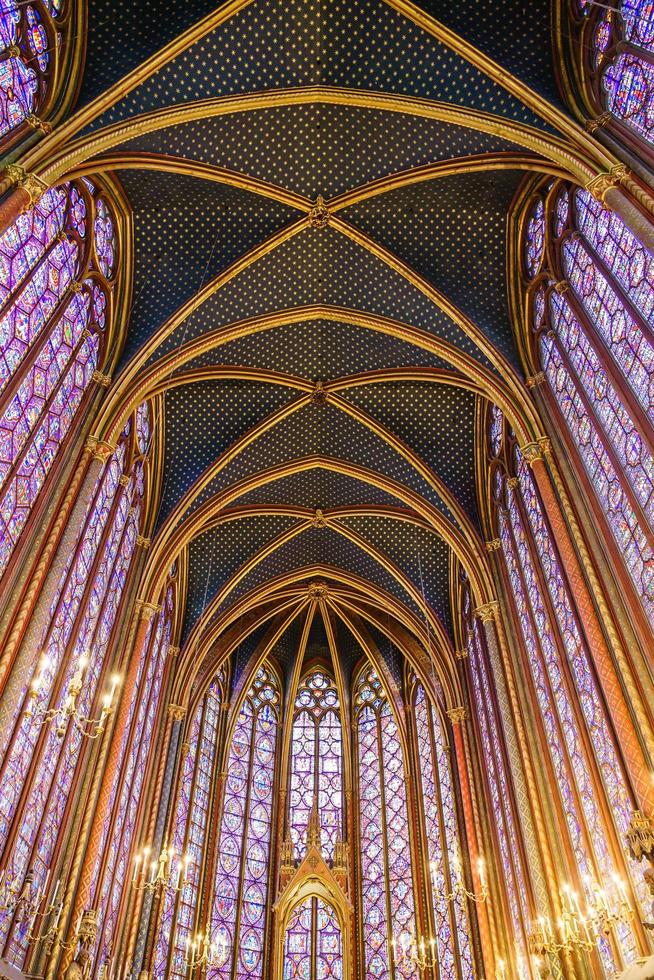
left=0, top=0, right=62, bottom=140
left=209, top=666, right=278, bottom=980
left=553, top=188, right=569, bottom=238
left=289, top=670, right=342, bottom=860
left=94, top=198, right=115, bottom=278
left=26, top=7, right=48, bottom=72
left=623, top=0, right=654, bottom=49
left=489, top=404, right=503, bottom=457
left=541, top=334, right=654, bottom=627
left=605, top=53, right=654, bottom=142
left=135, top=401, right=151, bottom=455
left=0, top=179, right=117, bottom=573
left=93, top=587, right=173, bottom=967
left=561, top=236, right=654, bottom=423
left=283, top=897, right=343, bottom=979
left=466, top=625, right=531, bottom=975
left=524, top=199, right=545, bottom=278
left=356, top=668, right=418, bottom=980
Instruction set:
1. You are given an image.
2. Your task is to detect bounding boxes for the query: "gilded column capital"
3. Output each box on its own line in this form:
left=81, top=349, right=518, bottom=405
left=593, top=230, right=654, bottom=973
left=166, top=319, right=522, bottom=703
left=4, top=164, right=50, bottom=208
left=308, top=195, right=330, bottom=228
left=167, top=703, right=186, bottom=721
left=135, top=534, right=151, bottom=549
left=507, top=476, right=519, bottom=489
left=308, top=580, right=329, bottom=598
left=553, top=280, right=569, bottom=294
left=520, top=440, right=544, bottom=465
left=526, top=371, right=545, bottom=388
left=447, top=706, right=467, bottom=724
left=91, top=370, right=112, bottom=387
left=135, top=599, right=161, bottom=621
left=485, top=538, right=501, bottom=552
left=118, top=474, right=130, bottom=487
left=168, top=645, right=180, bottom=657
left=84, top=437, right=115, bottom=463
left=455, top=648, right=468, bottom=661
left=25, top=112, right=53, bottom=134
left=474, top=600, right=499, bottom=623
left=585, top=164, right=630, bottom=204
left=585, top=110, right=611, bottom=133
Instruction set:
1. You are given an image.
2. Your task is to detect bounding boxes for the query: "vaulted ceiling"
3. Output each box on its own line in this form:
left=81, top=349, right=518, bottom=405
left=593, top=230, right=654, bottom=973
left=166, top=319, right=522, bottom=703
left=74, top=0, right=570, bottom=691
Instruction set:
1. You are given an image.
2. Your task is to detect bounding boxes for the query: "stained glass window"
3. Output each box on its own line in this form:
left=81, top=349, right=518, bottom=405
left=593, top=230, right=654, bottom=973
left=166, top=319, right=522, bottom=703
left=496, top=460, right=642, bottom=973
left=0, top=180, right=118, bottom=577
left=465, top=620, right=531, bottom=978
left=0, top=1, right=68, bottom=143
left=92, top=579, right=176, bottom=971
left=576, top=0, right=654, bottom=146
left=282, top=897, right=343, bottom=980
left=413, top=682, right=474, bottom=979
left=153, top=673, right=223, bottom=980
left=522, top=181, right=654, bottom=630
left=209, top=665, right=279, bottom=980
left=355, top=666, right=418, bottom=980
left=0, top=417, right=143, bottom=965
left=289, top=668, right=343, bottom=860
left=489, top=405, right=504, bottom=458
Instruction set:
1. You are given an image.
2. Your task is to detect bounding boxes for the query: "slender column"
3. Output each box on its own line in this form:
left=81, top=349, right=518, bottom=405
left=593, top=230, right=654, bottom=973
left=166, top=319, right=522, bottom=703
left=126, top=704, right=185, bottom=979
left=0, top=440, right=112, bottom=746
left=56, top=600, right=160, bottom=976
left=0, top=181, right=37, bottom=237
left=585, top=166, right=654, bottom=255
left=522, top=440, right=654, bottom=814
left=448, top=707, right=496, bottom=980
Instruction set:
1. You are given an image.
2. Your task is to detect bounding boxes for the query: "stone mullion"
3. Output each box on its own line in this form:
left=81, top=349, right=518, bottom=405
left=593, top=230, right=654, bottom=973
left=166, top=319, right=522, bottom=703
left=525, top=443, right=654, bottom=816
left=261, top=702, right=284, bottom=980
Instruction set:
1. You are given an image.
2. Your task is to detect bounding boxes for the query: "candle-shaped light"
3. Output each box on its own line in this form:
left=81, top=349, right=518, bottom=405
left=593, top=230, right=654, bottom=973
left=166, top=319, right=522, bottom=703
left=132, top=852, right=141, bottom=884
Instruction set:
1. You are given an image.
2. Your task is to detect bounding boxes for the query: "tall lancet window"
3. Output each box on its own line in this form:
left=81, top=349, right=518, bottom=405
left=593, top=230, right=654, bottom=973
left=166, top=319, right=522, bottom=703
left=462, top=571, right=531, bottom=977
left=289, top=668, right=343, bottom=860
left=411, top=678, right=474, bottom=980
left=93, top=566, right=177, bottom=971
left=521, top=181, right=654, bottom=633
left=489, top=413, right=644, bottom=976
left=355, top=665, right=418, bottom=980
left=0, top=410, right=146, bottom=965
left=210, top=665, right=280, bottom=980
left=0, top=178, right=118, bottom=577
left=572, top=0, right=654, bottom=148
left=153, top=671, right=224, bottom=980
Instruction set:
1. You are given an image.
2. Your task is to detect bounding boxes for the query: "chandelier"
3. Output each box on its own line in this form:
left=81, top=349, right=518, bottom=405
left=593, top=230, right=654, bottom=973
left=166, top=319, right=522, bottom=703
left=26, top=653, right=119, bottom=740
left=185, top=927, right=229, bottom=971
left=392, top=932, right=439, bottom=971
left=132, top=838, right=191, bottom=895
left=0, top=869, right=63, bottom=950
left=528, top=877, right=633, bottom=957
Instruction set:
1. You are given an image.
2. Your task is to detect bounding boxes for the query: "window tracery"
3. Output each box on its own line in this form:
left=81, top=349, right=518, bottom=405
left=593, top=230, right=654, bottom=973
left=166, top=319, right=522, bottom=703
left=0, top=413, right=145, bottom=965
left=0, top=0, right=69, bottom=144
left=209, top=665, right=280, bottom=980
left=282, top=897, right=343, bottom=980
left=289, top=668, right=343, bottom=861
left=153, top=671, right=224, bottom=980
left=571, top=0, right=654, bottom=148
left=355, top=666, right=418, bottom=980
left=412, top=680, right=474, bottom=980
left=0, top=179, right=119, bottom=578
left=93, top=567, right=177, bottom=971
left=521, top=180, right=654, bottom=631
